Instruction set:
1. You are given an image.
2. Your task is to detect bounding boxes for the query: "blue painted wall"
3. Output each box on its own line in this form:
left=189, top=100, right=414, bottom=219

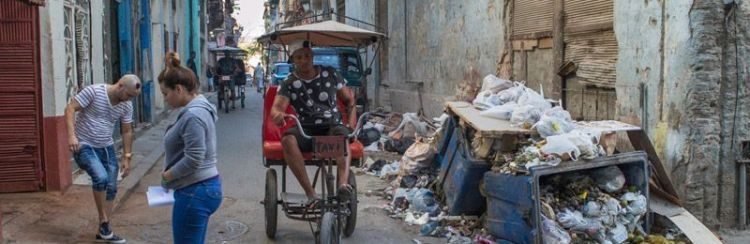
left=118, top=0, right=134, bottom=74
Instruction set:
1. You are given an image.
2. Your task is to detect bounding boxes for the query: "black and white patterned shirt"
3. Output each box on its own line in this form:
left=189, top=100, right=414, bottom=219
left=278, top=66, right=345, bottom=127
left=74, top=84, right=134, bottom=147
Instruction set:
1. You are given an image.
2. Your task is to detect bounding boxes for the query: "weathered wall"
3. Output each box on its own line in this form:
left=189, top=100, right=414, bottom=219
left=383, top=0, right=510, bottom=117
left=40, top=0, right=72, bottom=117
left=512, top=48, right=555, bottom=98
left=615, top=0, right=750, bottom=229
left=345, top=0, right=380, bottom=106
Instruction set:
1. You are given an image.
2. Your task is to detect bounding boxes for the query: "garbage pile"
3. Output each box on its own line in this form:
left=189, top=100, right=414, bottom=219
left=358, top=111, right=439, bottom=154
left=360, top=114, right=489, bottom=243
left=470, top=74, right=612, bottom=175
left=539, top=166, right=649, bottom=244
left=384, top=187, right=487, bottom=242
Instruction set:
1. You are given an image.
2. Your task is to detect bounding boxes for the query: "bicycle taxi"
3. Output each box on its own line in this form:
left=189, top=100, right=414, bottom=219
left=257, top=15, right=385, bottom=243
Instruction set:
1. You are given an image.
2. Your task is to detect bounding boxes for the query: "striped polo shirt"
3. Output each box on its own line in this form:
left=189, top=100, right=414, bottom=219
left=74, top=84, right=134, bottom=148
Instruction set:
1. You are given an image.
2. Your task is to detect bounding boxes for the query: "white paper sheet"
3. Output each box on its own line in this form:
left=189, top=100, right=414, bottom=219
left=146, top=186, right=174, bottom=207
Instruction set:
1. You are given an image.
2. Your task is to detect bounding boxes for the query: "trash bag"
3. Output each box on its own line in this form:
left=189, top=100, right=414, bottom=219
left=367, top=159, right=387, bottom=172
left=472, top=90, right=495, bottom=110
left=541, top=134, right=582, bottom=161
left=481, top=74, right=514, bottom=93
left=420, top=221, right=440, bottom=236
left=480, top=102, right=517, bottom=120
left=563, top=129, right=603, bottom=160
left=557, top=209, right=604, bottom=235
left=379, top=161, right=401, bottom=179
left=400, top=175, right=418, bottom=188
left=582, top=201, right=603, bottom=217
left=592, top=166, right=626, bottom=193
left=622, top=192, right=648, bottom=216
left=408, top=188, right=439, bottom=213
left=497, top=82, right=526, bottom=104
left=517, top=87, right=552, bottom=111
left=384, top=137, right=416, bottom=154
left=399, top=137, right=435, bottom=175
left=510, top=104, right=543, bottom=128
left=542, top=216, right=572, bottom=244
left=358, top=128, right=381, bottom=147
left=390, top=113, right=428, bottom=137
left=533, top=107, right=576, bottom=138
left=608, top=223, right=628, bottom=244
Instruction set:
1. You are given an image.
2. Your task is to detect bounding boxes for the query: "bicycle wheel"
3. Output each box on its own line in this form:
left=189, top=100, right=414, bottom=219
left=241, top=87, right=245, bottom=108
left=224, top=88, right=230, bottom=113
left=264, top=169, right=278, bottom=239
left=342, top=169, right=357, bottom=237
left=217, top=88, right=223, bottom=110
left=319, top=212, right=340, bottom=244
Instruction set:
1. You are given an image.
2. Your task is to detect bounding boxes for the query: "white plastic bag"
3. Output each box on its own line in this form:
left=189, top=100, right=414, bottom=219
left=564, top=129, right=602, bottom=160
left=541, top=134, right=581, bottom=161
left=496, top=83, right=526, bottom=104
left=481, top=74, right=514, bottom=93
left=542, top=216, right=572, bottom=244
left=510, top=104, right=543, bottom=128
left=533, top=107, right=576, bottom=138
left=480, top=102, right=517, bottom=120
left=472, top=90, right=494, bottom=110
left=592, top=166, right=626, bottom=193
left=517, top=87, right=552, bottom=111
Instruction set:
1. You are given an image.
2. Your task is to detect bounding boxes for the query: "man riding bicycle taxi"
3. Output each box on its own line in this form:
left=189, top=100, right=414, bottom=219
left=269, top=45, right=357, bottom=208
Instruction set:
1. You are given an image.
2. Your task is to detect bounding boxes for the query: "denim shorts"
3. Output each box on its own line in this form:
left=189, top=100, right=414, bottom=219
left=74, top=144, right=119, bottom=201
left=172, top=176, right=223, bottom=243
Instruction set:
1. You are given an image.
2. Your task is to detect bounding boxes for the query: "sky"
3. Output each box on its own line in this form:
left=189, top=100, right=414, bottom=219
left=235, top=0, right=267, bottom=42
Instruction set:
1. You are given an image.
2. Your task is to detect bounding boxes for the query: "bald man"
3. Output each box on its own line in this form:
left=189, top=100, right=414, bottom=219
left=65, top=74, right=141, bottom=243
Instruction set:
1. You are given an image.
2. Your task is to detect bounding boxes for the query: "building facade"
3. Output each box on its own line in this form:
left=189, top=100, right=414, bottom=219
left=0, top=0, right=207, bottom=193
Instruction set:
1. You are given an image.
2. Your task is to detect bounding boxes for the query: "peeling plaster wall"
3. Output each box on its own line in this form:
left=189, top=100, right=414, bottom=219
left=384, top=0, right=509, bottom=116
left=39, top=0, right=70, bottom=117
left=615, top=0, right=750, bottom=229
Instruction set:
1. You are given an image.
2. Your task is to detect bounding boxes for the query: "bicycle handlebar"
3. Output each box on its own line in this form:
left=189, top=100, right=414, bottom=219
left=283, top=112, right=372, bottom=140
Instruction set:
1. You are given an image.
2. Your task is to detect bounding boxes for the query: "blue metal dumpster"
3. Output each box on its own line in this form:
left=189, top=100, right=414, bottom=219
left=443, top=126, right=492, bottom=216
left=483, top=151, right=650, bottom=244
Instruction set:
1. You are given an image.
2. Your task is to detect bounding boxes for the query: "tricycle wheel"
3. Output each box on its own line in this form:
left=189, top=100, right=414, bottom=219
left=264, top=168, right=278, bottom=239
left=342, top=169, right=357, bottom=237
left=319, top=212, right=340, bottom=244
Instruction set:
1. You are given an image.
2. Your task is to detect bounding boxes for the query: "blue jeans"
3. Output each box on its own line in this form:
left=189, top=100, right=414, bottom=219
left=74, top=144, right=118, bottom=201
left=172, top=177, right=223, bottom=244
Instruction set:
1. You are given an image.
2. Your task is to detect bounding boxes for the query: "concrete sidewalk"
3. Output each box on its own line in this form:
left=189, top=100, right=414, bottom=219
left=0, top=107, right=179, bottom=243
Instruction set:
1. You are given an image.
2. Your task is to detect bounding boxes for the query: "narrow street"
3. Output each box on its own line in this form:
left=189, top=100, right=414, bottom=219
left=111, top=91, right=441, bottom=243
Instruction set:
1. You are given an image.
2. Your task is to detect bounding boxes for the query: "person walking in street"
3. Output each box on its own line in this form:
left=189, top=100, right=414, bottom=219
left=65, top=74, right=142, bottom=243
left=206, top=65, right=214, bottom=92
left=254, top=62, right=265, bottom=93
left=270, top=46, right=358, bottom=208
left=187, top=51, right=198, bottom=77
left=158, top=53, right=222, bottom=244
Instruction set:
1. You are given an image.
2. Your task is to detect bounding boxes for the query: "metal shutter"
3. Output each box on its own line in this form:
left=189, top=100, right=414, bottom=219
left=512, top=0, right=554, bottom=38
left=563, top=0, right=617, bottom=88
left=0, top=0, right=43, bottom=192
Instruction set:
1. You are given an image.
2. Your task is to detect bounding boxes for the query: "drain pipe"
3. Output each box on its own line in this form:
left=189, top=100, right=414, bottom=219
left=739, top=141, right=750, bottom=230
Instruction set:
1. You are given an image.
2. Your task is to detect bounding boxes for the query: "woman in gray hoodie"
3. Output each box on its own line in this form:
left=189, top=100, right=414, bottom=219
left=158, top=53, right=222, bottom=244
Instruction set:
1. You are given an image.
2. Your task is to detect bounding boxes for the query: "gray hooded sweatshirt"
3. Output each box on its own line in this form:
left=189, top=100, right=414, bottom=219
left=163, top=95, right=219, bottom=189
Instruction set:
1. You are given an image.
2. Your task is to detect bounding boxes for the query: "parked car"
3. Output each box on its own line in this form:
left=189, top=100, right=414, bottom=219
left=271, top=62, right=293, bottom=85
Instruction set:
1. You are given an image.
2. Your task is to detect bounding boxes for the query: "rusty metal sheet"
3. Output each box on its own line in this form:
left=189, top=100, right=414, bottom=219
left=0, top=0, right=43, bottom=193
left=565, top=0, right=614, bottom=34
left=564, top=30, right=618, bottom=87
left=512, top=0, right=554, bottom=37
